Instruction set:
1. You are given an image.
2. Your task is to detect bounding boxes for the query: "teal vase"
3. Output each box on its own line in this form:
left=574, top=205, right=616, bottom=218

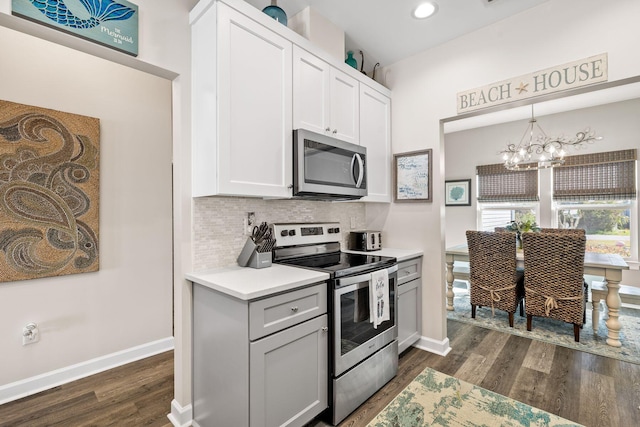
left=262, top=0, right=287, bottom=26
left=345, top=51, right=357, bottom=69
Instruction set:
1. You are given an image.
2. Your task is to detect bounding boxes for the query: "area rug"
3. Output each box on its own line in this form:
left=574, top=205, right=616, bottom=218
left=368, top=367, right=582, bottom=426
left=447, top=285, right=640, bottom=365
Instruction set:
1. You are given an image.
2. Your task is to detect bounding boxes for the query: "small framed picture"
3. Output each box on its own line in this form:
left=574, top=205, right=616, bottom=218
left=394, top=149, right=432, bottom=203
left=445, top=179, right=471, bottom=206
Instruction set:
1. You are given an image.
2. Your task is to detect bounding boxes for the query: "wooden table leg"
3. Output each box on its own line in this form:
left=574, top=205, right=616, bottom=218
left=446, top=260, right=455, bottom=311
left=604, top=273, right=623, bottom=347
left=591, top=297, right=601, bottom=332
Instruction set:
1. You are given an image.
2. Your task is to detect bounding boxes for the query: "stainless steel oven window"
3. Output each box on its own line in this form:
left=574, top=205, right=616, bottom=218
left=333, top=268, right=397, bottom=376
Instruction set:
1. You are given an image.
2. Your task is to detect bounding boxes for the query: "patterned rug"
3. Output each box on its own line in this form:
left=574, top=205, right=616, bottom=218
left=447, top=284, right=640, bottom=365
left=368, top=367, right=582, bottom=426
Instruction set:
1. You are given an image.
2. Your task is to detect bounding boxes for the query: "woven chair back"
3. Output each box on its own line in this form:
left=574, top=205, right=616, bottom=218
left=465, top=231, right=521, bottom=312
left=522, top=232, right=586, bottom=325
left=540, top=228, right=586, bottom=236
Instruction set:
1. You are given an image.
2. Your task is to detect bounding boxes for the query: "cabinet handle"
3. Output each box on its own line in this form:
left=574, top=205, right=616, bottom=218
left=291, top=306, right=299, bottom=312
left=325, top=127, right=331, bottom=132
left=332, top=129, right=337, bottom=134
left=404, top=270, right=411, bottom=276
left=321, top=327, right=328, bottom=332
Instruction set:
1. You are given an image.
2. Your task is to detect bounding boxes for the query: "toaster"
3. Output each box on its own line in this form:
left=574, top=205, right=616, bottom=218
left=348, top=231, right=382, bottom=251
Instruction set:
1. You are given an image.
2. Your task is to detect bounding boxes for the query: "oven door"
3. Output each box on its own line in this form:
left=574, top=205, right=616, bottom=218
left=333, top=265, right=397, bottom=376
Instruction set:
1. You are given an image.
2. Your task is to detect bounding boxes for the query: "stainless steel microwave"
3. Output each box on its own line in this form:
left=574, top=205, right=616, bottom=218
left=293, top=129, right=367, bottom=200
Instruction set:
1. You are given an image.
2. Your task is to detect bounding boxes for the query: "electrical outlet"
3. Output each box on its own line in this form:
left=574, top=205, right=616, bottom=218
left=246, top=212, right=256, bottom=236
left=22, top=323, right=39, bottom=346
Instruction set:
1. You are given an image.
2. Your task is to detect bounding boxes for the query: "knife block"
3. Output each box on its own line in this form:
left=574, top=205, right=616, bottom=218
left=237, top=238, right=272, bottom=269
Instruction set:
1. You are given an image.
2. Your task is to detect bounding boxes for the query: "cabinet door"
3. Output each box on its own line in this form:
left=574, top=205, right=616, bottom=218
left=250, top=314, right=328, bottom=427
left=217, top=4, right=293, bottom=197
left=293, top=46, right=330, bottom=135
left=329, top=67, right=360, bottom=145
left=398, top=279, right=421, bottom=354
left=359, top=85, right=391, bottom=202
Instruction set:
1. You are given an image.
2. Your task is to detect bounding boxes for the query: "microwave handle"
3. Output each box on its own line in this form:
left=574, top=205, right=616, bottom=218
left=352, top=153, right=364, bottom=188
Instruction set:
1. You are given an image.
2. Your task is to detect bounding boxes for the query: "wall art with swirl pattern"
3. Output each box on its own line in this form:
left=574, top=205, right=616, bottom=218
left=0, top=100, right=100, bottom=282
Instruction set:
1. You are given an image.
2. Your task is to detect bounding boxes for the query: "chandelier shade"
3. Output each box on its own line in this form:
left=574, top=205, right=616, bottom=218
left=500, top=105, right=602, bottom=170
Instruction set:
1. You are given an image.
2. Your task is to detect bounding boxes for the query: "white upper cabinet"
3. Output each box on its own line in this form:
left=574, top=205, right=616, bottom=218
left=192, top=1, right=293, bottom=197
left=360, top=84, right=392, bottom=202
left=191, top=0, right=390, bottom=201
left=293, top=46, right=360, bottom=145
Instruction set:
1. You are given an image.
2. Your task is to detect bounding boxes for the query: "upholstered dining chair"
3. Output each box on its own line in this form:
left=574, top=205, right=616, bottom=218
left=465, top=231, right=525, bottom=327
left=522, top=232, right=587, bottom=342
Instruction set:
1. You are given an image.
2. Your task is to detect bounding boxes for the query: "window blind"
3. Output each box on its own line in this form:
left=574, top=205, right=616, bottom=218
left=553, top=149, right=637, bottom=201
left=477, top=163, right=539, bottom=202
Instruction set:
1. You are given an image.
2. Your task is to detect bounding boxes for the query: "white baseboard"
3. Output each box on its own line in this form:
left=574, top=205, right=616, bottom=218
left=168, top=398, right=193, bottom=427
left=0, top=337, right=174, bottom=405
left=413, top=335, right=451, bottom=356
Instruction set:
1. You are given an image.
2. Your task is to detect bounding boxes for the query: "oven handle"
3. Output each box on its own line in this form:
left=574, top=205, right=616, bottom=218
left=334, top=264, right=398, bottom=289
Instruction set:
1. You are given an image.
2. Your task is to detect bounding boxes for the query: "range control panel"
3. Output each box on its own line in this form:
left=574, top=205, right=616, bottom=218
left=271, top=222, right=341, bottom=247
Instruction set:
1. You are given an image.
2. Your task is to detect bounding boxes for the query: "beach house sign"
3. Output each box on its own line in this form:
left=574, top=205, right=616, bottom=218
left=457, top=53, right=608, bottom=114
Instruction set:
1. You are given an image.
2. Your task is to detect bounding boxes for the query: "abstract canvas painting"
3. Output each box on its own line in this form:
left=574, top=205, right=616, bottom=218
left=0, top=100, right=100, bottom=282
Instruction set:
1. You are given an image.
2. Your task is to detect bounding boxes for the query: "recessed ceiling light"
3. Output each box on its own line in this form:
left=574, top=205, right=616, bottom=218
left=413, top=2, right=438, bottom=19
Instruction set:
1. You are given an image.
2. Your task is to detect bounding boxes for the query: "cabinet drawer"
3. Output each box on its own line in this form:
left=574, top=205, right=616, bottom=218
left=249, top=283, right=327, bottom=340
left=397, top=257, right=422, bottom=285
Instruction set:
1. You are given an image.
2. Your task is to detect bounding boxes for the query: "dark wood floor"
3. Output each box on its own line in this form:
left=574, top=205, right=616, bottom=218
left=336, top=320, right=640, bottom=427
left=1, top=320, right=639, bottom=426
left=0, top=351, right=174, bottom=427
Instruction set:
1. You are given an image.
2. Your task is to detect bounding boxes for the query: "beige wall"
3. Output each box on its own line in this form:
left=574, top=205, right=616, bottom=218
left=0, top=0, right=195, bottom=411
left=380, top=0, right=640, bottom=345
left=0, top=26, right=173, bottom=385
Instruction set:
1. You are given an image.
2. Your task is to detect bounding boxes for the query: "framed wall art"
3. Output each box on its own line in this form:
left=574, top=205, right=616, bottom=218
left=445, top=179, right=472, bottom=206
left=394, top=149, right=432, bottom=203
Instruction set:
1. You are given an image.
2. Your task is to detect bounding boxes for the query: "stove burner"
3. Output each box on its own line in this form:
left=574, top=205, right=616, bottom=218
left=276, top=251, right=396, bottom=278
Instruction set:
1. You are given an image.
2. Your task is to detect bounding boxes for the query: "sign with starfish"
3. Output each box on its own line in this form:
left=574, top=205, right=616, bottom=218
left=12, top=0, right=138, bottom=56
left=457, top=53, right=608, bottom=114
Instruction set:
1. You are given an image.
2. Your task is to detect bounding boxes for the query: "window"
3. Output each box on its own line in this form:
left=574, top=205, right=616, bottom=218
left=478, top=204, right=538, bottom=232
left=476, top=163, right=539, bottom=231
left=554, top=201, right=633, bottom=258
left=552, top=149, right=637, bottom=260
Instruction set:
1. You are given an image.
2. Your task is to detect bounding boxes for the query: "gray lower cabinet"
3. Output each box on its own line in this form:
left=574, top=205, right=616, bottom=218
left=193, top=281, right=328, bottom=427
left=397, top=257, right=422, bottom=354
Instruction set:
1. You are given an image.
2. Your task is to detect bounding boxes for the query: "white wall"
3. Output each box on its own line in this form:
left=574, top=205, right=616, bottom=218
left=0, top=0, right=196, bottom=413
left=0, top=26, right=173, bottom=384
left=445, top=99, right=640, bottom=285
left=381, top=0, right=640, bottom=345
left=445, top=98, right=640, bottom=245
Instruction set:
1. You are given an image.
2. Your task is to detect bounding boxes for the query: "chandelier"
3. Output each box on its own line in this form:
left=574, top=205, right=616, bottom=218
left=500, top=105, right=602, bottom=170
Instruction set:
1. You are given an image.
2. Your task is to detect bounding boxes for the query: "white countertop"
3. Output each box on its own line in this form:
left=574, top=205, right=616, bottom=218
left=186, top=264, right=330, bottom=301
left=343, top=247, right=423, bottom=262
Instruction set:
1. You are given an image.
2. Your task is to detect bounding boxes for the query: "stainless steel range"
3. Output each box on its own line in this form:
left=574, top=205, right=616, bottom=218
left=271, top=222, right=398, bottom=425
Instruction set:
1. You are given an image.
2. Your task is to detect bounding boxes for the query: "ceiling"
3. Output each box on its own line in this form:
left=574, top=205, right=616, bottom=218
left=244, top=0, right=550, bottom=67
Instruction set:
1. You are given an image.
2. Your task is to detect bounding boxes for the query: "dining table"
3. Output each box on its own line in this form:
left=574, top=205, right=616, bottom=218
left=445, top=243, right=630, bottom=348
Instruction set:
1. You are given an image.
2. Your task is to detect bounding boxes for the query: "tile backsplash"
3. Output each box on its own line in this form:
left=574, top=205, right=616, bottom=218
left=193, top=196, right=366, bottom=270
